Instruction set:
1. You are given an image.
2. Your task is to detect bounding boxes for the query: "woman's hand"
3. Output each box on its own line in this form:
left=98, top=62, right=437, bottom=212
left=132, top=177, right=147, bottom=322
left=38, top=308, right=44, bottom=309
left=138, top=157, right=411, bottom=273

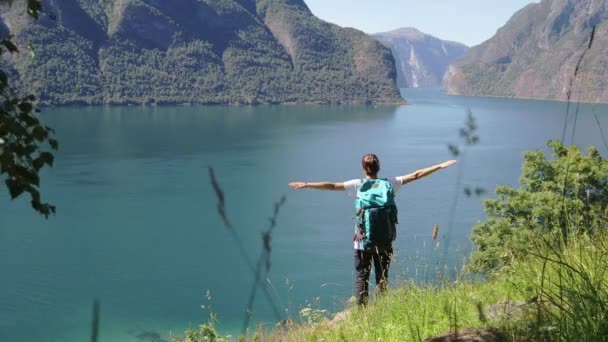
left=439, top=160, right=457, bottom=169
left=289, top=182, right=307, bottom=189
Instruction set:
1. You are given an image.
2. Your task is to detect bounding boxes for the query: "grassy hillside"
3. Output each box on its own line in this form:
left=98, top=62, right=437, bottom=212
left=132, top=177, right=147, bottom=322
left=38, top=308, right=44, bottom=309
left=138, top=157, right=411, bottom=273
left=173, top=229, right=608, bottom=341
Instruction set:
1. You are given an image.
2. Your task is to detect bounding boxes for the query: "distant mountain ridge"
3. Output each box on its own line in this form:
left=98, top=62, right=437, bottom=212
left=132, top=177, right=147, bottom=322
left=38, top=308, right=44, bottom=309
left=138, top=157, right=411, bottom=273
left=0, top=0, right=403, bottom=105
left=444, top=0, right=608, bottom=103
left=373, top=28, right=468, bottom=88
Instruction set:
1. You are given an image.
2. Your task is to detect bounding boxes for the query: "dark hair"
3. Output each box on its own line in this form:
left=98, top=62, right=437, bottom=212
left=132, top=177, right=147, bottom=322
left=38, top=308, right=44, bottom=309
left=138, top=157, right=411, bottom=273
left=361, top=154, right=380, bottom=176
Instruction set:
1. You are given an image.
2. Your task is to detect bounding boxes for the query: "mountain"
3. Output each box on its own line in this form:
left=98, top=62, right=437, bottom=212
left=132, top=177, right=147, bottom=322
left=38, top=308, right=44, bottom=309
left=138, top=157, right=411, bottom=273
left=373, top=28, right=468, bottom=88
left=0, top=0, right=403, bottom=105
left=444, top=0, right=608, bottom=103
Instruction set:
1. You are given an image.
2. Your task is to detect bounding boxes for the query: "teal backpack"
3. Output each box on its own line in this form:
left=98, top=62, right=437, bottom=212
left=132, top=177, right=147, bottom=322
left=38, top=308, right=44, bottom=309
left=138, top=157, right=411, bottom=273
left=355, top=179, right=398, bottom=250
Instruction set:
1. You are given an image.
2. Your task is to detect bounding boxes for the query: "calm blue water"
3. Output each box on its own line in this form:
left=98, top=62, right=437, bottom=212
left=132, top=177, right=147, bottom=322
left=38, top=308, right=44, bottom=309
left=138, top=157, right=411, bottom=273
left=1, top=89, right=607, bottom=341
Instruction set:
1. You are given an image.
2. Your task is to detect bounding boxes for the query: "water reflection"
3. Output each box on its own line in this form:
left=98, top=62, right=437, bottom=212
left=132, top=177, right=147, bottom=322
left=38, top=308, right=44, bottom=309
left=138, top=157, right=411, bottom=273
left=40, top=104, right=400, bottom=161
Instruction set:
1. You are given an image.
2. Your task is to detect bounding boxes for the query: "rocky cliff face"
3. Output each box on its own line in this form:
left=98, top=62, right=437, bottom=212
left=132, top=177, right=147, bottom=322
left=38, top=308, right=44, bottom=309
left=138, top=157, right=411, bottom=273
left=373, top=28, right=468, bottom=88
left=444, top=0, right=608, bottom=103
left=0, top=0, right=402, bottom=105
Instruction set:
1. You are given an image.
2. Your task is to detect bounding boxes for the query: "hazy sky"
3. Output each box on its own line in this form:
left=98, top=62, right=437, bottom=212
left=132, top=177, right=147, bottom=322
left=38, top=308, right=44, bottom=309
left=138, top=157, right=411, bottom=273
left=304, top=0, right=539, bottom=46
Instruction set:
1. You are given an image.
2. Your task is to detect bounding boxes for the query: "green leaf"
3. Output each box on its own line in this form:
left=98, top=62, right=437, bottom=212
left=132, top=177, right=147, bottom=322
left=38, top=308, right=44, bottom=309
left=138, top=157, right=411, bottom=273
left=18, top=102, right=34, bottom=114
left=39, top=151, right=54, bottom=167
left=32, top=125, right=47, bottom=141
left=464, top=187, right=472, bottom=197
left=28, top=44, right=36, bottom=60
left=2, top=39, right=19, bottom=53
left=459, top=128, right=468, bottom=138
left=22, top=113, right=39, bottom=127
left=474, top=187, right=487, bottom=196
left=49, top=138, right=59, bottom=150
left=15, top=165, right=40, bottom=186
left=448, top=144, right=460, bottom=157
left=27, top=0, right=43, bottom=19
left=0, top=71, right=7, bottom=89
left=5, top=179, right=25, bottom=199
left=32, top=156, right=44, bottom=172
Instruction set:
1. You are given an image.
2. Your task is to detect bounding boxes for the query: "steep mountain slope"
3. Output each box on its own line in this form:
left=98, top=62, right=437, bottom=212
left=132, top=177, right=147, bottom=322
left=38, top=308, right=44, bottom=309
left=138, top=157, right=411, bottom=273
left=0, top=0, right=402, bottom=105
left=373, top=28, right=468, bottom=88
left=444, top=0, right=608, bottom=103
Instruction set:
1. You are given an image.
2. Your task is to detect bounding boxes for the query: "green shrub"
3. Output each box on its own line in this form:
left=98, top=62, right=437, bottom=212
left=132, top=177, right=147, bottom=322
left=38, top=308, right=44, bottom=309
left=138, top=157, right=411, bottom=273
left=470, top=140, right=608, bottom=273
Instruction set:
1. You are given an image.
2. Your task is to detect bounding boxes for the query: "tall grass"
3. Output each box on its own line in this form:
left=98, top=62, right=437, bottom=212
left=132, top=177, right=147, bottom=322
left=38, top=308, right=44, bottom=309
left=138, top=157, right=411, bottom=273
left=505, top=231, right=608, bottom=341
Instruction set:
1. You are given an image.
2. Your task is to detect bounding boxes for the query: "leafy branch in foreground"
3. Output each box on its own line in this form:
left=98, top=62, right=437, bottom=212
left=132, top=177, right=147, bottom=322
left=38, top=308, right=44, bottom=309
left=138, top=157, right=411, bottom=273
left=440, top=110, right=484, bottom=265
left=242, top=195, right=286, bottom=335
left=447, top=109, right=485, bottom=197
left=0, top=0, right=57, bottom=217
left=170, top=168, right=287, bottom=341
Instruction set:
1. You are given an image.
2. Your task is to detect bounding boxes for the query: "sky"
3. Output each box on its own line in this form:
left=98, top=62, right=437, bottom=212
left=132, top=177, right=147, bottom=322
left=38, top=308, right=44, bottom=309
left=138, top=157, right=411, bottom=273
left=304, top=0, right=539, bottom=47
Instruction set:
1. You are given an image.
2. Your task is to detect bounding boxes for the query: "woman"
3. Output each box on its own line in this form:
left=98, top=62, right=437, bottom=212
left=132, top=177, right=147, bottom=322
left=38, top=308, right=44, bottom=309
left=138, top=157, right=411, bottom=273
left=289, top=154, right=456, bottom=305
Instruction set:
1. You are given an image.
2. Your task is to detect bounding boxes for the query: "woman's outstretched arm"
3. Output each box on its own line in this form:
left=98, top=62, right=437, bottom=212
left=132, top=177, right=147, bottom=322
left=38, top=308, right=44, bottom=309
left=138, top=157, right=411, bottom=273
left=400, top=160, right=457, bottom=185
left=288, top=182, right=346, bottom=190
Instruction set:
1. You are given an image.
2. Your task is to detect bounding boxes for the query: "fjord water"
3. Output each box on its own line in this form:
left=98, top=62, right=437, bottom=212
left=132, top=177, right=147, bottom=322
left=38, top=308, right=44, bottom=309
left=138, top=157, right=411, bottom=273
left=1, top=89, right=607, bottom=341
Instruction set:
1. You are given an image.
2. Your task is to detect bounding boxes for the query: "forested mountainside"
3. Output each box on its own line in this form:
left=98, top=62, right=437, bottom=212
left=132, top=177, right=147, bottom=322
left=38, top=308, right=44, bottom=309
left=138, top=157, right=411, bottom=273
left=444, top=0, right=608, bottom=103
left=0, top=0, right=403, bottom=105
left=373, top=28, right=467, bottom=88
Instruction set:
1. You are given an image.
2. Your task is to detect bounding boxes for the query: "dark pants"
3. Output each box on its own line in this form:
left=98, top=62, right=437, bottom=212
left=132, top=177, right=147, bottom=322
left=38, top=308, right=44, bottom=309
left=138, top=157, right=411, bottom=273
left=354, top=247, right=393, bottom=306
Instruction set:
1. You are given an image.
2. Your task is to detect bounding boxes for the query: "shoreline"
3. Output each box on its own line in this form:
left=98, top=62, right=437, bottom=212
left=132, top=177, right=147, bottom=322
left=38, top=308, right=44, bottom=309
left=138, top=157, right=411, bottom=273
left=34, top=98, right=408, bottom=109
left=444, top=92, right=608, bottom=106
left=37, top=91, right=608, bottom=109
